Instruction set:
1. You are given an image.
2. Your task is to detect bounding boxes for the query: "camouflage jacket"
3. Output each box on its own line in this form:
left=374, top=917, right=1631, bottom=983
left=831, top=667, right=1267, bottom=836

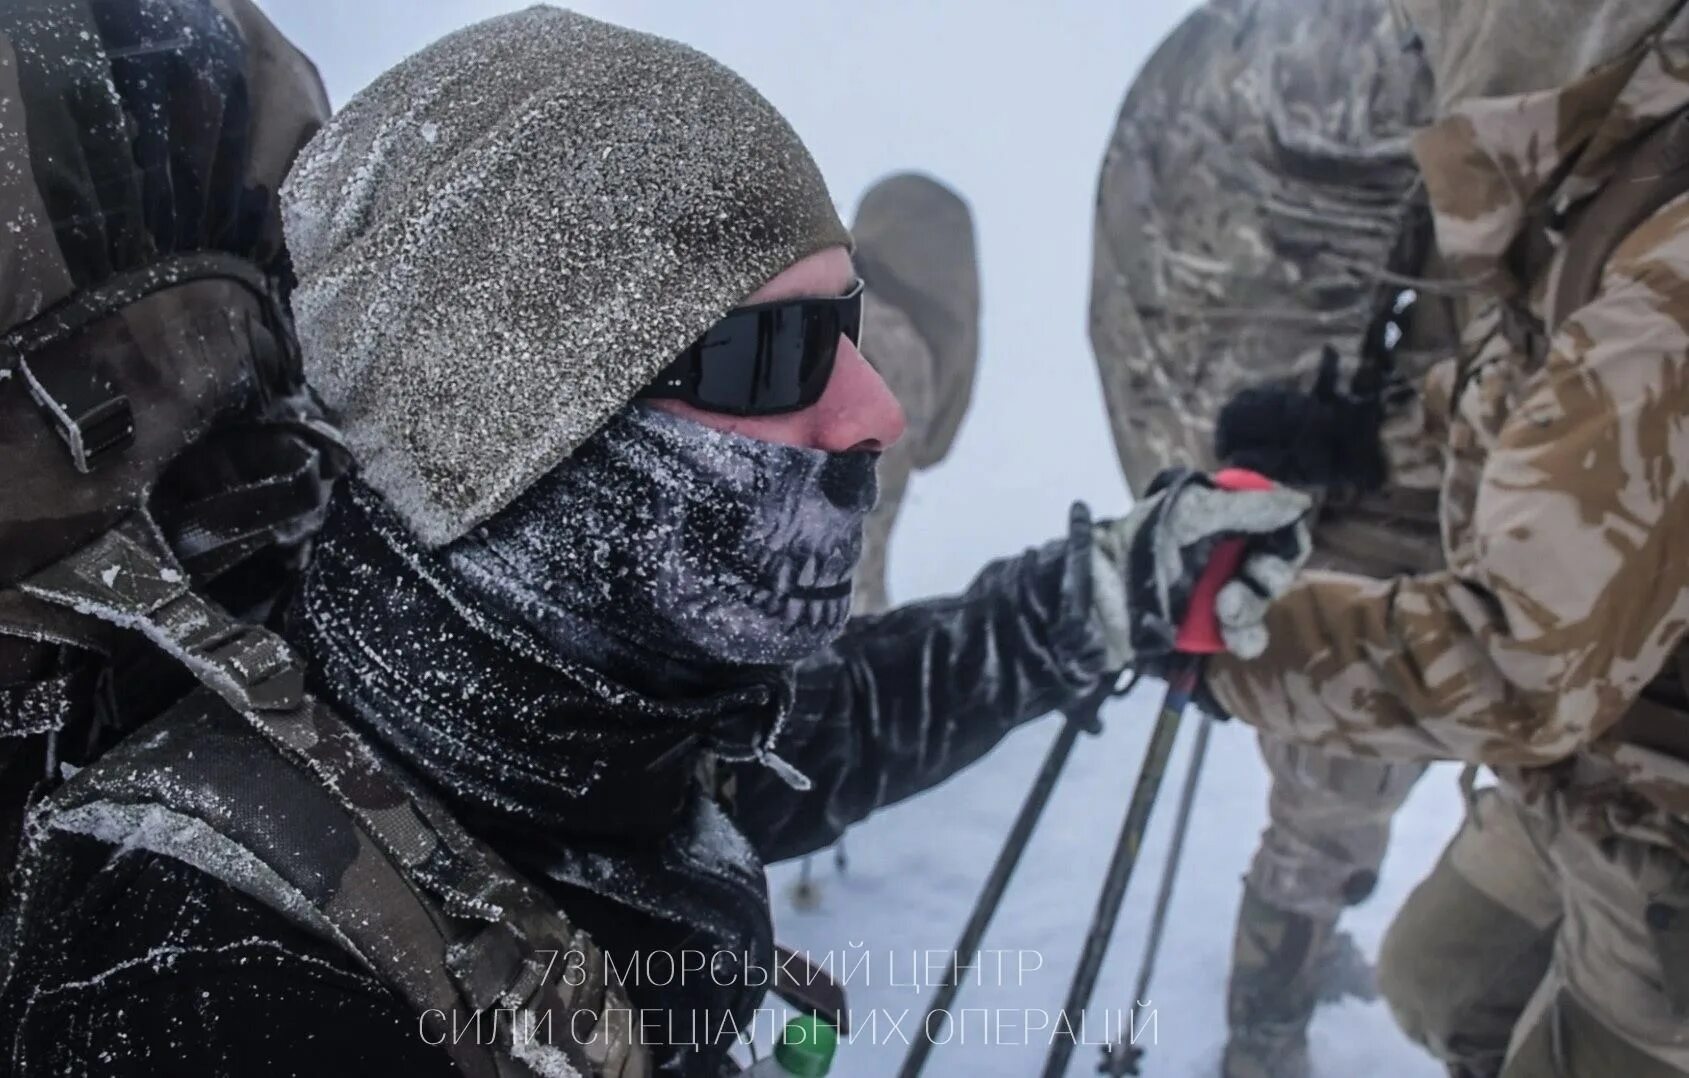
left=1209, top=11, right=1689, bottom=853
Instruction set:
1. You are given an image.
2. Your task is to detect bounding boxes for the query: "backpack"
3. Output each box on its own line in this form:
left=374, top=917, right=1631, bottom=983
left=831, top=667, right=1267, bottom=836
left=0, top=0, right=341, bottom=910
left=0, top=8, right=661, bottom=1074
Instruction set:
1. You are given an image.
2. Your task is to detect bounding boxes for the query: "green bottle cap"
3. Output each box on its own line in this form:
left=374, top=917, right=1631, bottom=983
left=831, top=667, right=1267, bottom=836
left=773, top=1015, right=838, bottom=1077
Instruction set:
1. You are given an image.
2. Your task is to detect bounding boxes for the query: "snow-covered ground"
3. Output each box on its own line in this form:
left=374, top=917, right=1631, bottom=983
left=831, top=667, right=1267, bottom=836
left=766, top=688, right=1463, bottom=1077
left=266, top=2, right=1470, bottom=1073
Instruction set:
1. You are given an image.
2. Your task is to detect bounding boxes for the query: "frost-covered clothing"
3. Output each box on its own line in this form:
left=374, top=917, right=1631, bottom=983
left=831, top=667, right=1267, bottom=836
left=448, top=405, right=874, bottom=676
left=0, top=473, right=1106, bottom=1076
left=4, top=6, right=1099, bottom=1077
left=1, top=839, right=460, bottom=1078
left=1205, top=3, right=1689, bottom=1071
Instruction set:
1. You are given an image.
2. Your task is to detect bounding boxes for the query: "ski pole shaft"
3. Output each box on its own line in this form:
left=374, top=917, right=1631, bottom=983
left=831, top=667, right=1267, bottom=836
left=1131, top=709, right=1212, bottom=1005
left=1100, top=710, right=1215, bottom=1076
left=1039, top=662, right=1198, bottom=1078
left=898, top=678, right=1117, bottom=1078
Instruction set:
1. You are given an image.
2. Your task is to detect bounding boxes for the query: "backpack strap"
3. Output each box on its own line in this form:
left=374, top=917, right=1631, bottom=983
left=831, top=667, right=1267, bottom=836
left=14, top=514, right=650, bottom=1078
left=1548, top=109, right=1689, bottom=332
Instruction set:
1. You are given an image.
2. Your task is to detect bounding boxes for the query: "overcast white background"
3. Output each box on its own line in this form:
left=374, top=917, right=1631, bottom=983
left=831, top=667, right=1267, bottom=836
left=255, top=3, right=1460, bottom=1074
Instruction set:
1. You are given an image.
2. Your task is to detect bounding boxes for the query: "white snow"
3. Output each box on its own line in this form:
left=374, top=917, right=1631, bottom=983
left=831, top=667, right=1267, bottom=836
left=765, top=705, right=1462, bottom=1077
left=264, top=2, right=1471, bottom=1074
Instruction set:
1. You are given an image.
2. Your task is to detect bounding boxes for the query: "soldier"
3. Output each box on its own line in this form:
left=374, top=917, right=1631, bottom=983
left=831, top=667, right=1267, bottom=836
left=0, top=9, right=1312, bottom=1076
left=1194, top=1, right=1689, bottom=1075
left=850, top=173, right=980, bottom=617
left=1089, top=2, right=1449, bottom=1075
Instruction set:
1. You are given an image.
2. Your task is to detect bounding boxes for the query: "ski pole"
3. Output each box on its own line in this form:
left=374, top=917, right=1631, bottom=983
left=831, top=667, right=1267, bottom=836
left=898, top=676, right=1125, bottom=1078
left=1098, top=710, right=1215, bottom=1076
left=1039, top=661, right=1198, bottom=1078
left=1040, top=467, right=1271, bottom=1078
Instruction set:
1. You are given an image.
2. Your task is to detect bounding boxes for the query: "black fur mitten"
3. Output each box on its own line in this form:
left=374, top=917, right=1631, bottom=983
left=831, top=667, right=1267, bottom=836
left=1214, top=346, right=1389, bottom=494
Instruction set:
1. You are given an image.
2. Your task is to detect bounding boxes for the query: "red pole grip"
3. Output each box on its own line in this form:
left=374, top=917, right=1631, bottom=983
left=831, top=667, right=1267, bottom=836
left=1172, top=468, right=1275, bottom=655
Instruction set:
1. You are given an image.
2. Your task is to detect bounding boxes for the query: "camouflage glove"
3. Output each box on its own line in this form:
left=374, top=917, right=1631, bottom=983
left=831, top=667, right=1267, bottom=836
left=1090, top=469, right=1313, bottom=668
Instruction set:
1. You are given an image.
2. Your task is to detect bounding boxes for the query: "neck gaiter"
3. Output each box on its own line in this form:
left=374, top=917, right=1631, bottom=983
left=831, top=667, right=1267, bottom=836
left=445, top=404, right=878, bottom=682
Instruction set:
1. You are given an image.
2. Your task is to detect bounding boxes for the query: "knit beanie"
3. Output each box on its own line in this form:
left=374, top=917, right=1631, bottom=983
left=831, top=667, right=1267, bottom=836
left=282, top=6, right=851, bottom=546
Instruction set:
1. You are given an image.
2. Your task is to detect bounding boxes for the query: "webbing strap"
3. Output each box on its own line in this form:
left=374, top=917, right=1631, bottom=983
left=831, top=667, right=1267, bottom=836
left=0, top=253, right=289, bottom=473
left=1550, top=110, right=1689, bottom=332
left=19, top=514, right=649, bottom=1077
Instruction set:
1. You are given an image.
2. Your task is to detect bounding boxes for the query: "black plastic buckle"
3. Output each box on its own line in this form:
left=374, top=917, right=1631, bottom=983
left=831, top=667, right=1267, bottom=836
left=17, top=352, right=135, bottom=473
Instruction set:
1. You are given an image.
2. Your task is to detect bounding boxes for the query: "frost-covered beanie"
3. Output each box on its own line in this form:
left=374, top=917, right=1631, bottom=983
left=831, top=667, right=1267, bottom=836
left=280, top=6, right=850, bottom=547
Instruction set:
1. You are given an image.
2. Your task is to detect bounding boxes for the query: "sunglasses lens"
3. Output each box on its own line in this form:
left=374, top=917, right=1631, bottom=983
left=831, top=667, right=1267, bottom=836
left=690, top=314, right=765, bottom=411
left=794, top=301, right=844, bottom=399
left=645, top=284, right=863, bottom=416
left=688, top=305, right=840, bottom=414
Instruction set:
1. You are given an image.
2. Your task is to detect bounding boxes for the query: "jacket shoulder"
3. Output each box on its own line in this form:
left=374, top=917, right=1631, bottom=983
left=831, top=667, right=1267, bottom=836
left=1602, top=190, right=1689, bottom=291
left=23, top=689, right=368, bottom=949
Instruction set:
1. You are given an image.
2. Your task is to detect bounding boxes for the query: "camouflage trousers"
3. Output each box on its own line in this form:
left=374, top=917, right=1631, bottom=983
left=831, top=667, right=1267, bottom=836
left=1242, top=490, right=1440, bottom=918
left=1378, top=785, right=1689, bottom=1077
left=1246, top=733, right=1426, bottom=918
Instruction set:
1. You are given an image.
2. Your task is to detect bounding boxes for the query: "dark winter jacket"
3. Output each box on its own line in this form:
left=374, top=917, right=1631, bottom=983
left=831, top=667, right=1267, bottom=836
left=0, top=498, right=1106, bottom=1076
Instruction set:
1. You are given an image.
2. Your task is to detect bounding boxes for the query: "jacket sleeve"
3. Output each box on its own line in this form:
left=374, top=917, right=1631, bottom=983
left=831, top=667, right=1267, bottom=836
left=728, top=510, right=1109, bottom=862
left=1206, top=207, right=1689, bottom=768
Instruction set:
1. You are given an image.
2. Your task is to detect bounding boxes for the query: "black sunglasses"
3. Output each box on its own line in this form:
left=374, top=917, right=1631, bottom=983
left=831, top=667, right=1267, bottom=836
left=639, top=280, right=865, bottom=416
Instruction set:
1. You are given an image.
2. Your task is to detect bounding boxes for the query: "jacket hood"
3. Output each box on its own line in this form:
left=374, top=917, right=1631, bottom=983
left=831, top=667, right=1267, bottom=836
left=851, top=172, right=980, bottom=470
left=282, top=6, right=849, bottom=547
left=1409, top=2, right=1689, bottom=286
left=1398, top=0, right=1684, bottom=113
left=1088, top=0, right=1430, bottom=494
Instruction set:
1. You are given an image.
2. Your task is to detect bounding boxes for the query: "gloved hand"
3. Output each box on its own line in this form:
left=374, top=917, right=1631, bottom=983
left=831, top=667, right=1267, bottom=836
left=1090, top=468, right=1313, bottom=669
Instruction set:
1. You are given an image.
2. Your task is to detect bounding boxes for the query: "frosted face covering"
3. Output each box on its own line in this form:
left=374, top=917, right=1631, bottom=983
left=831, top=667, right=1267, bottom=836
left=446, top=405, right=878, bottom=669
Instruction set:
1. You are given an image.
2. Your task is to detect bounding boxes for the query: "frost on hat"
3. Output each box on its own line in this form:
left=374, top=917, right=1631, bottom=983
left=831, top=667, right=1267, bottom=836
left=281, top=6, right=850, bottom=547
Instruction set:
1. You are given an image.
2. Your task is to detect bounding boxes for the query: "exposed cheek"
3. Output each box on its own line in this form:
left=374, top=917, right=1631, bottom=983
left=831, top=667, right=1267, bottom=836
left=650, top=398, right=818, bottom=449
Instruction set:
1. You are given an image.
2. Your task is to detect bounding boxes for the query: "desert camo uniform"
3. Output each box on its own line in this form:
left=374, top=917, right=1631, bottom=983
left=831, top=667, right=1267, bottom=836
left=1209, top=3, right=1689, bottom=1073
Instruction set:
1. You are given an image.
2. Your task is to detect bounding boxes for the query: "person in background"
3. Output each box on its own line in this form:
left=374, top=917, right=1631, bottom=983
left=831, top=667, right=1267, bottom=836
left=1202, top=2, right=1689, bottom=1074
left=1089, top=2, right=1453, bottom=1074
left=849, top=172, right=980, bottom=617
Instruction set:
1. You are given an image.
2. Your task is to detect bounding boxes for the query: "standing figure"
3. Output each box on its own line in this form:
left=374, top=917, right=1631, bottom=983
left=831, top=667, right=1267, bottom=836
left=1089, top=2, right=1452, bottom=1075
left=1200, top=1, right=1689, bottom=1075
left=850, top=173, right=980, bottom=617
